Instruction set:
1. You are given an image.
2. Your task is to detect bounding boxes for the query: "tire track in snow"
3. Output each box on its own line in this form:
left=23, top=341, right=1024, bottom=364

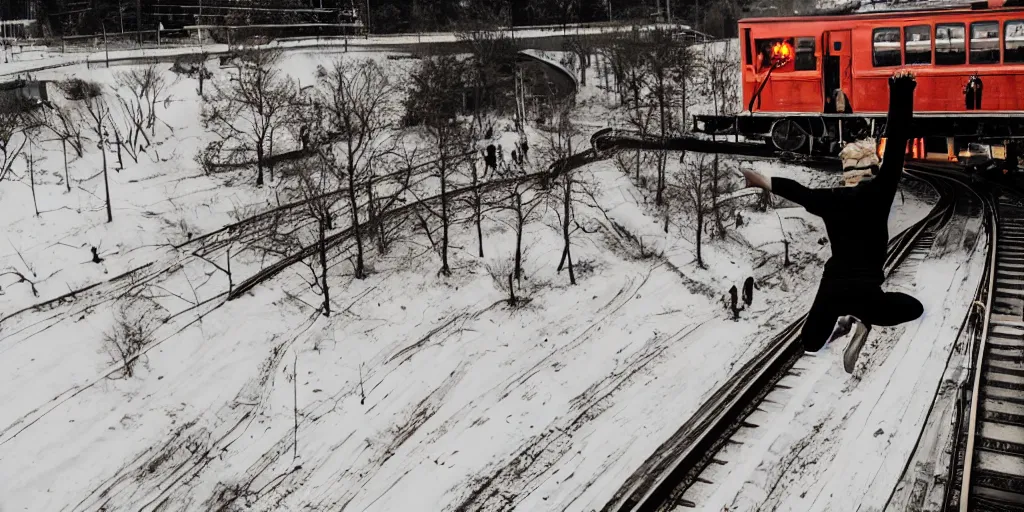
left=73, top=297, right=495, bottom=511
left=191, top=364, right=469, bottom=511
left=446, top=312, right=711, bottom=512
left=497, top=265, right=656, bottom=400
left=70, top=310, right=322, bottom=512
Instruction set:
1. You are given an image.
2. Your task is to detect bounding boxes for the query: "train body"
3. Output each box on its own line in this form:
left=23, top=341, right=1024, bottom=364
left=694, top=0, right=1024, bottom=170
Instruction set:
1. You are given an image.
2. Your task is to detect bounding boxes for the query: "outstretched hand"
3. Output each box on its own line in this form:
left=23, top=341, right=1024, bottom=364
left=741, top=169, right=771, bottom=191
left=888, top=70, right=917, bottom=95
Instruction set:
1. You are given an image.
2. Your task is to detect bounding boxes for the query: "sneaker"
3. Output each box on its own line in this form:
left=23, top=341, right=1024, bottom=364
left=843, top=318, right=872, bottom=373
left=826, top=315, right=855, bottom=347
left=805, top=316, right=853, bottom=356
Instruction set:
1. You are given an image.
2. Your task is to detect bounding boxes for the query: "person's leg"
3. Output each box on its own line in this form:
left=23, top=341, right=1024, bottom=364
left=857, top=291, right=924, bottom=327
left=842, top=289, right=922, bottom=372
left=801, top=286, right=844, bottom=352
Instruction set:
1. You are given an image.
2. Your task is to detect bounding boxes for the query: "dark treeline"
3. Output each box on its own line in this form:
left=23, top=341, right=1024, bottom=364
left=23, top=0, right=770, bottom=39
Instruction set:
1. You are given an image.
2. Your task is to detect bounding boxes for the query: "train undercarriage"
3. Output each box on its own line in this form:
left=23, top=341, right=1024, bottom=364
left=693, top=112, right=1024, bottom=177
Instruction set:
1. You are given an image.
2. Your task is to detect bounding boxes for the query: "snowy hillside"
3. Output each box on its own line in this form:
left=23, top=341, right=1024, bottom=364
left=0, top=35, right=970, bottom=512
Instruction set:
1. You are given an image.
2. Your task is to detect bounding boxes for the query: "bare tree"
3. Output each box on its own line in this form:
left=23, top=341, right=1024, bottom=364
left=563, top=34, right=596, bottom=87
left=406, top=55, right=470, bottom=276
left=110, top=65, right=172, bottom=166
left=700, top=40, right=740, bottom=136
left=117, top=64, right=173, bottom=138
left=708, top=155, right=738, bottom=239
left=495, top=176, right=546, bottom=283
left=461, top=144, right=497, bottom=258
left=82, top=90, right=115, bottom=223
left=604, top=28, right=647, bottom=107
left=293, top=154, right=336, bottom=317
left=642, top=28, right=695, bottom=205
left=367, top=143, right=417, bottom=255
left=315, top=57, right=400, bottom=280
left=541, top=100, right=581, bottom=284
left=456, top=18, right=518, bottom=131
left=201, top=50, right=298, bottom=187
left=40, top=102, right=85, bottom=192
left=607, top=29, right=653, bottom=185
left=24, top=141, right=41, bottom=216
left=172, top=53, right=213, bottom=96
left=0, top=96, right=36, bottom=184
left=104, top=295, right=158, bottom=379
left=675, top=152, right=713, bottom=268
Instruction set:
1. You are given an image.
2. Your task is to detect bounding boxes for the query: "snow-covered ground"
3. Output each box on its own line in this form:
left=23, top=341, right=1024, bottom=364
left=0, top=37, right=980, bottom=512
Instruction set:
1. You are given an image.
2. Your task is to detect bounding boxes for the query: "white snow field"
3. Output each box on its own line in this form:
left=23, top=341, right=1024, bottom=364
left=0, top=39, right=973, bottom=512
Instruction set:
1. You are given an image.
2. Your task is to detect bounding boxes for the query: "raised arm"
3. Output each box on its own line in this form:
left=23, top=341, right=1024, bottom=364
left=873, top=71, right=917, bottom=202
left=741, top=169, right=834, bottom=217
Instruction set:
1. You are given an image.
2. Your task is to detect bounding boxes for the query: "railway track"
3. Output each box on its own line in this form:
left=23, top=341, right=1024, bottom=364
left=599, top=166, right=973, bottom=512
left=950, top=188, right=1024, bottom=511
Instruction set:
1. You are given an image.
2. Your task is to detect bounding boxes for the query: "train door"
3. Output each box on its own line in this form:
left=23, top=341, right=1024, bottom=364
left=824, top=30, right=853, bottom=113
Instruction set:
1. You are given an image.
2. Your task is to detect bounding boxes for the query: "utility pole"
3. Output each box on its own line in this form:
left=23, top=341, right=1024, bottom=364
left=136, top=0, right=142, bottom=45
left=103, top=24, right=109, bottom=67
left=365, top=0, right=371, bottom=34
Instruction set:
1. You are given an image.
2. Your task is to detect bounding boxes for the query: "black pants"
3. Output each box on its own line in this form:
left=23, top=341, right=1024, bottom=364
left=801, top=281, right=923, bottom=352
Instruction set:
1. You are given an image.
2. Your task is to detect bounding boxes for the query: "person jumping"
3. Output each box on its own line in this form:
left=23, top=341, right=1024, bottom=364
left=740, top=70, right=924, bottom=373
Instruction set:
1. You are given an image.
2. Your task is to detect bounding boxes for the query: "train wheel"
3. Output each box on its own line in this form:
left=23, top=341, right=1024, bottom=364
left=771, top=119, right=808, bottom=152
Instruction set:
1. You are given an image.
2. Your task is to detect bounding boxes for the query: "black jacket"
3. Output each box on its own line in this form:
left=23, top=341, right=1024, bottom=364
left=770, top=82, right=913, bottom=285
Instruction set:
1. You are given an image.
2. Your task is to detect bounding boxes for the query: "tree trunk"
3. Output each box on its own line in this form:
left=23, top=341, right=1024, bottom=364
left=712, top=154, right=725, bottom=238
left=656, top=76, right=667, bottom=206
left=680, top=75, right=688, bottom=133
left=114, top=129, right=123, bottom=170
left=63, top=139, right=70, bottom=192
left=635, top=148, right=640, bottom=182
left=562, top=176, right=575, bottom=285
left=440, top=163, right=451, bottom=276
left=348, top=163, right=365, bottom=279
left=579, top=51, right=587, bottom=87
left=319, top=218, right=331, bottom=316
left=256, top=145, right=265, bottom=186
left=268, top=133, right=275, bottom=183
left=695, top=209, right=704, bottom=268
left=102, top=141, right=112, bottom=222
left=514, top=191, right=523, bottom=281
left=367, top=181, right=384, bottom=254
left=29, top=151, right=38, bottom=216
left=472, top=162, right=484, bottom=257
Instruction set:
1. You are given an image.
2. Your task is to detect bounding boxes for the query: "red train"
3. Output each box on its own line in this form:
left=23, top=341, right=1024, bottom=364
left=694, top=0, right=1024, bottom=167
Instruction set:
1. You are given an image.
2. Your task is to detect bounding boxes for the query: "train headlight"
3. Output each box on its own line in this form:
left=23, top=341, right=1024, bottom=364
left=771, top=41, right=794, bottom=67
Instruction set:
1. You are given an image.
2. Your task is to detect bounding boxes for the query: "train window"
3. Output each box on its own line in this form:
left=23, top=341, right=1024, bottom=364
left=936, top=23, right=966, bottom=65
left=744, top=28, right=753, bottom=65
left=904, top=25, right=931, bottom=65
left=970, top=21, right=1000, bottom=64
left=1006, top=20, right=1024, bottom=62
left=873, top=27, right=902, bottom=67
left=794, top=37, right=816, bottom=70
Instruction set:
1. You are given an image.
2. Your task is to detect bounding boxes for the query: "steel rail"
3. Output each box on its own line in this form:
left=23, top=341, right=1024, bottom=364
left=959, top=183, right=1003, bottom=511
